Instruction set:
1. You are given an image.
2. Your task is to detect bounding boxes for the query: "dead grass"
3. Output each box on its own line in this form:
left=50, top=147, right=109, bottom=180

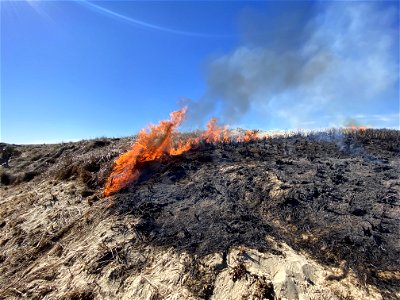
left=0, top=130, right=398, bottom=299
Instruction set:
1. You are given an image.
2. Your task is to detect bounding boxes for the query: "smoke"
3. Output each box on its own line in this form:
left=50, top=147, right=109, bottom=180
left=189, top=2, right=399, bottom=129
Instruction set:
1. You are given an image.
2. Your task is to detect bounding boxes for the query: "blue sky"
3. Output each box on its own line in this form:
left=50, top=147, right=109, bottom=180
left=1, top=0, right=399, bottom=144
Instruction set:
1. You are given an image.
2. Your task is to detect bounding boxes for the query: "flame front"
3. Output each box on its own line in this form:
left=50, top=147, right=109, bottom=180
left=103, top=107, right=188, bottom=196
left=239, top=130, right=259, bottom=142
left=344, top=119, right=368, bottom=131
left=349, top=125, right=368, bottom=131
left=103, top=108, right=261, bottom=196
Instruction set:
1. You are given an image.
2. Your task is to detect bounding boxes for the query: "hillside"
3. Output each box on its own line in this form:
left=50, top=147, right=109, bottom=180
left=0, top=129, right=399, bottom=300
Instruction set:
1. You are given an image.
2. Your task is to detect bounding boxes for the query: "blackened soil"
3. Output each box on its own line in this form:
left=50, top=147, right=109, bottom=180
left=1, top=129, right=399, bottom=299
left=110, top=130, right=400, bottom=298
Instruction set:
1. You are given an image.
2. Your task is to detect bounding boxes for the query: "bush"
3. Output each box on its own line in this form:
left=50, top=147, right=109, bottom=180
left=1, top=170, right=39, bottom=186
left=0, top=172, right=15, bottom=186
left=20, top=171, right=38, bottom=182
left=54, top=156, right=111, bottom=190
left=55, top=164, right=79, bottom=181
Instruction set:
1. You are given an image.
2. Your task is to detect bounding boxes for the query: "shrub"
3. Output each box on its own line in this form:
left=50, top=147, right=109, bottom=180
left=20, top=171, right=38, bottom=182
left=0, top=171, right=15, bottom=186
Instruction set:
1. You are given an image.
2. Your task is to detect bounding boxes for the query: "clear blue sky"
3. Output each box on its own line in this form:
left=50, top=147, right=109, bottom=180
left=1, top=0, right=399, bottom=144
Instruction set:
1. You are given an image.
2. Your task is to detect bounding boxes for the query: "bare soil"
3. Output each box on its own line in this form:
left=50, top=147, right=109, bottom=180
left=0, top=129, right=399, bottom=299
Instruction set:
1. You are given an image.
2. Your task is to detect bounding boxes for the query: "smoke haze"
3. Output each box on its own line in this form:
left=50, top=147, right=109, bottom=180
left=189, top=2, right=399, bottom=129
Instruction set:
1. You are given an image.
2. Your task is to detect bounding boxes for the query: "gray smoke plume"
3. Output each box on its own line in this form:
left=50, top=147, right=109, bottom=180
left=188, top=2, right=399, bottom=129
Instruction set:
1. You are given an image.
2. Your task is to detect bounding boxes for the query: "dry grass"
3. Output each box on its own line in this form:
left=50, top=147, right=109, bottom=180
left=0, top=129, right=398, bottom=299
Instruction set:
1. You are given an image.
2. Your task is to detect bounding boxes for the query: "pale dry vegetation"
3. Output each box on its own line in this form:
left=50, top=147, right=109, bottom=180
left=0, top=129, right=399, bottom=299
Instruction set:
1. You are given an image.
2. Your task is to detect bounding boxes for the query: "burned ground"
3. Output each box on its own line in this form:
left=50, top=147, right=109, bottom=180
left=0, top=129, right=399, bottom=299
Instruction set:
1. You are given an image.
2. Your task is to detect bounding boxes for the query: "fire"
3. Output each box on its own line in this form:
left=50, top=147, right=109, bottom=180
left=239, top=130, right=259, bottom=142
left=103, top=108, right=260, bottom=196
left=349, top=125, right=368, bottom=131
left=344, top=119, right=368, bottom=131
left=202, top=118, right=230, bottom=144
left=103, top=107, right=189, bottom=196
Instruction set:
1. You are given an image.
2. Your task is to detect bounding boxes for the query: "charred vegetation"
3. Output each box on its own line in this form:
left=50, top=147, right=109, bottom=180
left=0, top=129, right=399, bottom=299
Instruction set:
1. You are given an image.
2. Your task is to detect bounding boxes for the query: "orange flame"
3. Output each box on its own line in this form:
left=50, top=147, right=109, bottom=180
left=349, top=125, right=368, bottom=131
left=344, top=119, right=368, bottom=131
left=239, top=130, right=259, bottom=142
left=103, top=107, right=188, bottom=196
left=103, top=108, right=260, bottom=196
